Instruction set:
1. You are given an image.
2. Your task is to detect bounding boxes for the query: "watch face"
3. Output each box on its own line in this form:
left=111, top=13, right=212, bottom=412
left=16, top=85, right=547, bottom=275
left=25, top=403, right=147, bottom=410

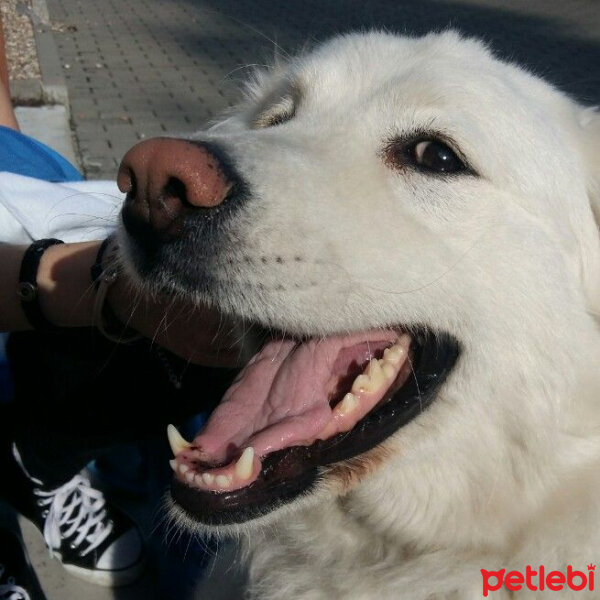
left=18, top=282, right=37, bottom=302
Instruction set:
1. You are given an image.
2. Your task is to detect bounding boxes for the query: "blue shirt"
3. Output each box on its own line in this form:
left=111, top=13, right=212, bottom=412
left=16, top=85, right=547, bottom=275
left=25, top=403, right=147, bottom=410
left=0, top=126, right=82, bottom=183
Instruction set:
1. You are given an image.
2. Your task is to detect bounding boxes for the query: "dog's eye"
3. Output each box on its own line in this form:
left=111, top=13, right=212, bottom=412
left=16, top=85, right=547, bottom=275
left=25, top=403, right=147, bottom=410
left=412, top=140, right=465, bottom=173
left=254, top=94, right=296, bottom=129
left=383, top=136, right=471, bottom=176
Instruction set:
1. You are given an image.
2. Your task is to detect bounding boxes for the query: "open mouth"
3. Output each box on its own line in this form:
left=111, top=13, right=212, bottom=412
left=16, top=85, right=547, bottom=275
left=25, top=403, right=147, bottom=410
left=169, top=328, right=460, bottom=525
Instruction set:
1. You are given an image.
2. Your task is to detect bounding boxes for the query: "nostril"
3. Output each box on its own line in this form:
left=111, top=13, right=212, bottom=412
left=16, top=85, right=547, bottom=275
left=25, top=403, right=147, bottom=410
left=163, top=176, right=189, bottom=207
left=117, top=166, right=135, bottom=195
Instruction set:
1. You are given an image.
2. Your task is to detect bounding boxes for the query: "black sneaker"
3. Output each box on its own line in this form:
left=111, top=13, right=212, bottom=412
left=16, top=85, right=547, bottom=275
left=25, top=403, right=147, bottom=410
left=0, top=526, right=46, bottom=600
left=2, top=444, right=145, bottom=587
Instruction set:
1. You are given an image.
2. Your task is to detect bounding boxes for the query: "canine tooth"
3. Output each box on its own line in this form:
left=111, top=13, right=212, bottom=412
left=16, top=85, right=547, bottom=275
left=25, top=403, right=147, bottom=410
left=178, top=463, right=190, bottom=475
left=169, top=459, right=177, bottom=472
left=382, top=362, right=396, bottom=379
left=194, top=473, right=203, bottom=486
left=167, top=424, right=191, bottom=456
left=352, top=374, right=371, bottom=393
left=202, top=473, right=215, bottom=485
left=215, top=475, right=231, bottom=488
left=235, top=447, right=255, bottom=480
left=335, top=393, right=358, bottom=415
left=185, top=470, right=195, bottom=483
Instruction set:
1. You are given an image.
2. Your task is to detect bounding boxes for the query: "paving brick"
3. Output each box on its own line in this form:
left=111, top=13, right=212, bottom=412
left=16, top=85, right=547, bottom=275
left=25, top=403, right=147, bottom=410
left=78, top=141, right=111, bottom=157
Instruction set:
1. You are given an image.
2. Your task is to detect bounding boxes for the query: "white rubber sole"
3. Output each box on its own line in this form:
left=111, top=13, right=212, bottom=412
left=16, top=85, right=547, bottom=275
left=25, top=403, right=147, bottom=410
left=20, top=515, right=146, bottom=588
left=62, top=556, right=146, bottom=587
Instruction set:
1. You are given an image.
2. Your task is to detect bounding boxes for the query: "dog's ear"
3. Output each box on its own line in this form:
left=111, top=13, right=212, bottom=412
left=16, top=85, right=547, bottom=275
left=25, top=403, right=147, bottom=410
left=578, top=107, right=600, bottom=313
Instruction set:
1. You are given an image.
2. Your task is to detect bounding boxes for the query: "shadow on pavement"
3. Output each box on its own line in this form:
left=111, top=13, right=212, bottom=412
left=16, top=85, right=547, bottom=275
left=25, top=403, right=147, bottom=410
left=181, top=0, right=600, bottom=103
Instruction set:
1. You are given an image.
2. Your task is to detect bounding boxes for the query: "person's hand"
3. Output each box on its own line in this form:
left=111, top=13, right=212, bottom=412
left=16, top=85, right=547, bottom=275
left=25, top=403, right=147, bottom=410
left=107, top=275, right=246, bottom=368
left=24, top=240, right=246, bottom=368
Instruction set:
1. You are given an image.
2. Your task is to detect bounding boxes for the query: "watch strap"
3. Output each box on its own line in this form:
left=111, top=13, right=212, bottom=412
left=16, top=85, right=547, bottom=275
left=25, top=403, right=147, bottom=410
left=18, top=238, right=64, bottom=331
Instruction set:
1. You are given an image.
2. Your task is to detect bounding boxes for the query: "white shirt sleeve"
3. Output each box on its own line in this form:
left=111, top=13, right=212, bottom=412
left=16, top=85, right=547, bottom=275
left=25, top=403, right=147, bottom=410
left=0, top=172, right=124, bottom=244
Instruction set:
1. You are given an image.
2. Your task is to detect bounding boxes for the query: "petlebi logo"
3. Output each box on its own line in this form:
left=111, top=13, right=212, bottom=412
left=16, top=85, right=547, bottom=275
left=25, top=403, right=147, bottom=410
left=481, top=564, right=596, bottom=596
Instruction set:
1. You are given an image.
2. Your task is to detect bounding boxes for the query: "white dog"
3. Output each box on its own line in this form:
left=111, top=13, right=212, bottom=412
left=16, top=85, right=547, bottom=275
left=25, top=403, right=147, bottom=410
left=118, top=31, right=600, bottom=599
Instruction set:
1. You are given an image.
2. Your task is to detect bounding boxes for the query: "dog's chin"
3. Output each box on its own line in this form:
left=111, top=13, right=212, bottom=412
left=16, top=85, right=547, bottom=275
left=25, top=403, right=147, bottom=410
left=168, top=325, right=460, bottom=527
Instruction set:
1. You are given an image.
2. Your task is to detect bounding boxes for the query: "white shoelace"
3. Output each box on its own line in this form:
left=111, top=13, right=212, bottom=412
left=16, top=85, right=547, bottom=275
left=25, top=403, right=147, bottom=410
left=0, top=564, right=30, bottom=600
left=34, top=475, right=113, bottom=557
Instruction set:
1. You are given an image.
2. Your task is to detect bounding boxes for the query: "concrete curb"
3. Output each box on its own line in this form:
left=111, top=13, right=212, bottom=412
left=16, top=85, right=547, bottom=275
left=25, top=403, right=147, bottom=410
left=9, top=77, right=43, bottom=105
left=29, top=0, right=69, bottom=109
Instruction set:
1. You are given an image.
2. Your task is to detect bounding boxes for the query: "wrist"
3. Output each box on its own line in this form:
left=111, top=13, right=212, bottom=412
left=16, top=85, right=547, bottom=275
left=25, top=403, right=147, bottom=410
left=90, top=236, right=143, bottom=342
left=37, top=240, right=102, bottom=328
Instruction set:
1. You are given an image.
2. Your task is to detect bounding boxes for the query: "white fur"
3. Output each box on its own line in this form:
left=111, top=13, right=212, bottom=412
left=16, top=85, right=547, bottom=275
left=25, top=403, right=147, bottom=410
left=184, top=31, right=600, bottom=599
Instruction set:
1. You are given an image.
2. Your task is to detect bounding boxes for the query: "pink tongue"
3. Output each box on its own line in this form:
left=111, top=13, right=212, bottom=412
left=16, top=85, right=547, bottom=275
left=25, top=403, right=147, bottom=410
left=192, top=330, right=399, bottom=464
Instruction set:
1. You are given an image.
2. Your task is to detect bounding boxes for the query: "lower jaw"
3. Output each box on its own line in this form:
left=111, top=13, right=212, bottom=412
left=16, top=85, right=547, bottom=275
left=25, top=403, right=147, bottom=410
left=171, top=330, right=461, bottom=526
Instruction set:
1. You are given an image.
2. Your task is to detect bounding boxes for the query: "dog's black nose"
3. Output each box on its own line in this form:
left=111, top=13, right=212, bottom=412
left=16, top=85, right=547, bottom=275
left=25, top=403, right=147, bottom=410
left=118, top=137, right=234, bottom=241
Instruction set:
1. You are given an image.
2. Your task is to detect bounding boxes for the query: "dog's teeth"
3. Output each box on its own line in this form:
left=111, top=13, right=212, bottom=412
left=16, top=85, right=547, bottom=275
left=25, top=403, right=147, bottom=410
left=381, top=362, right=396, bottom=379
left=202, top=473, right=215, bottom=485
left=185, top=470, right=195, bottom=483
left=167, top=424, right=191, bottom=456
left=335, top=392, right=358, bottom=415
left=169, top=459, right=177, bottom=472
left=383, top=345, right=405, bottom=366
left=194, top=473, right=203, bottom=487
left=215, top=475, right=231, bottom=488
left=235, top=447, right=254, bottom=480
left=352, top=374, right=371, bottom=393
left=357, top=360, right=386, bottom=392
left=365, top=359, right=383, bottom=379
left=178, top=463, right=190, bottom=475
